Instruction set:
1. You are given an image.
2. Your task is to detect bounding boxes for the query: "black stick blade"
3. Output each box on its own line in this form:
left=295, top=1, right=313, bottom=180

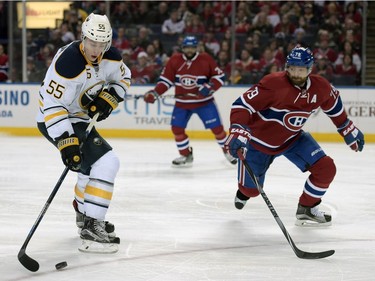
left=297, top=249, right=335, bottom=259
left=18, top=249, right=39, bottom=272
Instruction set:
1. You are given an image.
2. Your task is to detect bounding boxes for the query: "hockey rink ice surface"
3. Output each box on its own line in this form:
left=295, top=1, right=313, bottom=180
left=0, top=136, right=374, bottom=281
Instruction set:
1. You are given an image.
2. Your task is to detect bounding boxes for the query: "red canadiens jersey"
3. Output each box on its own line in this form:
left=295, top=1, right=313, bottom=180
left=154, top=52, right=225, bottom=109
left=230, top=71, right=348, bottom=154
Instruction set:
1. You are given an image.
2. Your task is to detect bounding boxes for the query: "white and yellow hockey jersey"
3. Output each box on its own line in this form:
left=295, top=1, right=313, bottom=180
left=37, top=41, right=131, bottom=140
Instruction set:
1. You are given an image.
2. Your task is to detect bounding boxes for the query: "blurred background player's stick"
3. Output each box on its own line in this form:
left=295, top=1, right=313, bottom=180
left=237, top=150, right=335, bottom=259
left=124, top=93, right=198, bottom=100
left=18, top=113, right=99, bottom=272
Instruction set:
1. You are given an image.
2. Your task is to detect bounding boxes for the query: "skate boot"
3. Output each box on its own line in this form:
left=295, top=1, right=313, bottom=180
left=73, top=200, right=116, bottom=237
left=295, top=203, right=332, bottom=227
left=172, top=147, right=193, bottom=167
left=79, top=215, right=120, bottom=253
left=224, top=151, right=237, bottom=165
left=234, top=191, right=249, bottom=210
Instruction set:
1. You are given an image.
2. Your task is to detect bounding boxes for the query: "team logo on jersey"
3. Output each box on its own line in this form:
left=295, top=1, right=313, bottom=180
left=179, top=75, right=197, bottom=89
left=283, top=111, right=310, bottom=132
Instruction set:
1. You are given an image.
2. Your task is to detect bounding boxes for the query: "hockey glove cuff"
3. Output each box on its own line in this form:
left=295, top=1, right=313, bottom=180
left=143, top=90, right=159, bottom=104
left=198, top=83, right=215, bottom=97
left=89, top=88, right=122, bottom=121
left=224, top=124, right=252, bottom=158
left=57, top=132, right=82, bottom=171
left=337, top=119, right=364, bottom=152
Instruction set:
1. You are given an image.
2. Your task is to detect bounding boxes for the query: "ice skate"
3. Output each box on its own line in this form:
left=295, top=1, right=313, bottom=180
left=73, top=200, right=116, bottom=237
left=295, top=203, right=332, bottom=227
left=172, top=147, right=193, bottom=167
left=224, top=151, right=237, bottom=165
left=79, top=215, right=120, bottom=253
left=234, top=195, right=249, bottom=210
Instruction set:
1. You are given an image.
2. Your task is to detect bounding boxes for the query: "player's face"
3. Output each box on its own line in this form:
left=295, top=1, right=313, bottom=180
left=83, top=38, right=107, bottom=62
left=182, top=46, right=197, bottom=59
left=286, top=65, right=309, bottom=87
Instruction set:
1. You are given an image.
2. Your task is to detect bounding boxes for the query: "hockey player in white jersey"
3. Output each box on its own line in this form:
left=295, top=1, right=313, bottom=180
left=36, top=13, right=131, bottom=253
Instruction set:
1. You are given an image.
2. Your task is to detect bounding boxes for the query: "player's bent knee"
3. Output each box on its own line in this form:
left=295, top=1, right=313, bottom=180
left=239, top=184, right=260, bottom=198
left=90, top=151, right=120, bottom=183
left=309, top=156, right=336, bottom=184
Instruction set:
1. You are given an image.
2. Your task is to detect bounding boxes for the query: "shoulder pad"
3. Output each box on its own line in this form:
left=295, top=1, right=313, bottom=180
left=55, top=42, right=86, bottom=79
left=103, top=46, right=122, bottom=62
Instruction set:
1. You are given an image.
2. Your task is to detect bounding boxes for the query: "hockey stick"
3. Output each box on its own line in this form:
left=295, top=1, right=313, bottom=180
left=18, top=113, right=99, bottom=272
left=124, top=93, right=198, bottom=100
left=238, top=151, right=335, bottom=259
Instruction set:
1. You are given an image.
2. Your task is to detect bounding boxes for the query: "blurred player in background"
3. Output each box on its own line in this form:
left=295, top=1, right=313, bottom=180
left=143, top=35, right=237, bottom=167
left=224, top=46, right=364, bottom=226
left=36, top=13, right=131, bottom=252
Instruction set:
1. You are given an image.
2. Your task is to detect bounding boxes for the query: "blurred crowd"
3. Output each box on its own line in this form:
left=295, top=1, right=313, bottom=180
left=0, top=1, right=364, bottom=85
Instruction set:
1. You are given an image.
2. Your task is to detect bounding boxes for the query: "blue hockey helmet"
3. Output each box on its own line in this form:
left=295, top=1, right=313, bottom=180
left=286, top=46, right=314, bottom=69
left=182, top=36, right=198, bottom=48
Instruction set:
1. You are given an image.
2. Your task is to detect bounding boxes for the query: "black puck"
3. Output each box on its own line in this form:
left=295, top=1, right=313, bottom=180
left=55, top=261, right=68, bottom=270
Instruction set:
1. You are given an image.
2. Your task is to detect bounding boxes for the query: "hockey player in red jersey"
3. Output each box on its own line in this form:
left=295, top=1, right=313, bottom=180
left=224, top=46, right=364, bottom=226
left=143, top=35, right=237, bottom=167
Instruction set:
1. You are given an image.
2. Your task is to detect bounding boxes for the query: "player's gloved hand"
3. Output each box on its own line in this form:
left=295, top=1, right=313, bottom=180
left=198, top=83, right=215, bottom=97
left=224, top=124, right=252, bottom=158
left=88, top=88, right=122, bottom=121
left=143, top=90, right=159, bottom=104
left=337, top=119, right=364, bottom=152
left=56, top=132, right=82, bottom=171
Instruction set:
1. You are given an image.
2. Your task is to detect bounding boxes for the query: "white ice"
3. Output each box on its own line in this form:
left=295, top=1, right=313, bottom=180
left=0, top=136, right=374, bottom=281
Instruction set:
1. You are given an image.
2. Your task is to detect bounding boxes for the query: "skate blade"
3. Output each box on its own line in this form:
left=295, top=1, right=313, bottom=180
left=78, top=239, right=119, bottom=254
left=77, top=227, right=117, bottom=238
left=171, top=162, right=193, bottom=168
left=295, top=219, right=332, bottom=227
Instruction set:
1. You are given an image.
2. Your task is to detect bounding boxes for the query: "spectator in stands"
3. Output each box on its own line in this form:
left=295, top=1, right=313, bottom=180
left=121, top=49, right=133, bottom=69
left=131, top=51, right=157, bottom=84
left=235, top=49, right=259, bottom=73
left=128, top=36, right=145, bottom=65
left=313, top=39, right=337, bottom=64
left=257, top=47, right=282, bottom=74
left=344, top=2, right=362, bottom=26
left=112, top=27, right=130, bottom=51
left=209, top=14, right=228, bottom=33
left=48, top=29, right=65, bottom=51
left=0, top=43, right=9, bottom=82
left=321, top=13, right=342, bottom=43
left=26, top=31, right=40, bottom=58
left=301, top=2, right=320, bottom=30
left=60, top=22, right=75, bottom=44
left=311, top=54, right=334, bottom=82
left=138, top=26, right=152, bottom=49
left=184, top=14, right=205, bottom=34
left=335, top=54, right=357, bottom=77
left=133, top=2, right=153, bottom=25
left=256, top=2, right=280, bottom=28
left=274, top=14, right=296, bottom=38
left=111, top=2, right=134, bottom=27
left=145, top=43, right=163, bottom=71
left=334, top=40, right=361, bottom=73
left=199, top=2, right=215, bottom=28
left=177, top=1, right=193, bottom=22
left=149, top=2, right=170, bottom=25
left=203, top=31, right=220, bottom=56
left=216, top=50, right=231, bottom=80
left=252, top=11, right=273, bottom=37
left=162, top=9, right=185, bottom=35
left=235, top=7, right=251, bottom=34
left=26, top=57, right=44, bottom=83
left=35, top=43, right=55, bottom=66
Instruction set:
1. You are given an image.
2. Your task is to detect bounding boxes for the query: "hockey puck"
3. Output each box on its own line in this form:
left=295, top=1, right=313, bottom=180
left=55, top=261, right=68, bottom=270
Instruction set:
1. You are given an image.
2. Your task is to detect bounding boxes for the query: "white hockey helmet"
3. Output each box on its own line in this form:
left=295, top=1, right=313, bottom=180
left=81, top=13, right=112, bottom=52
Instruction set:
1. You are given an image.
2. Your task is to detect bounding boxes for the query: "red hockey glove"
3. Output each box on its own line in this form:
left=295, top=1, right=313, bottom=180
left=337, top=119, right=364, bottom=152
left=143, top=90, right=159, bottom=104
left=198, top=83, right=215, bottom=97
left=224, top=124, right=252, bottom=158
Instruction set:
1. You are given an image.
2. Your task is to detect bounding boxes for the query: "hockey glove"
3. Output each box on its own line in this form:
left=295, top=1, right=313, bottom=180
left=198, top=83, right=215, bottom=97
left=89, top=88, right=122, bottom=121
left=56, top=132, right=82, bottom=171
left=143, top=90, right=159, bottom=104
left=337, top=119, right=364, bottom=152
left=224, top=124, right=252, bottom=158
